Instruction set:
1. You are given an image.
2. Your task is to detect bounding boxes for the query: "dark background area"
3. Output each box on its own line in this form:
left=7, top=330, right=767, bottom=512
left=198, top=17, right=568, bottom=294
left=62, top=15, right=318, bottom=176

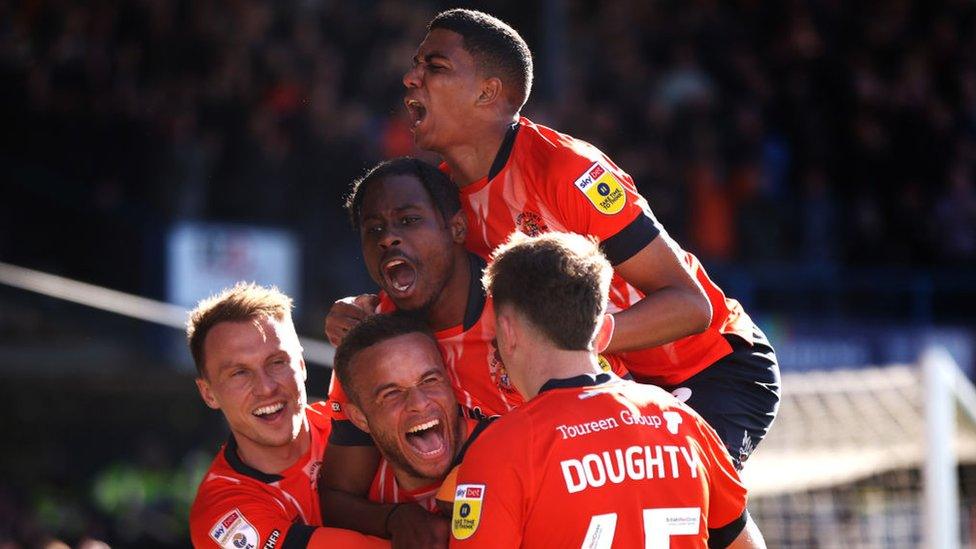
left=2, top=0, right=975, bottom=546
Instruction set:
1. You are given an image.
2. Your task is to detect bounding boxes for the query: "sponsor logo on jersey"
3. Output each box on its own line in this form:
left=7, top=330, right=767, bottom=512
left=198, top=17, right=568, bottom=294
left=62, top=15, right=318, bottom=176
left=573, top=162, right=626, bottom=215
left=330, top=401, right=341, bottom=412
left=210, top=508, right=258, bottom=549
left=452, top=483, right=485, bottom=540
left=515, top=211, right=548, bottom=236
left=662, top=411, right=683, bottom=434
left=596, top=355, right=613, bottom=373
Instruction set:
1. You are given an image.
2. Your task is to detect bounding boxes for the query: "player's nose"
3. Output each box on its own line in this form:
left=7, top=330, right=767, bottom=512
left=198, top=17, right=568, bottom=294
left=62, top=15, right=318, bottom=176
left=403, top=64, right=422, bottom=88
left=253, top=368, right=278, bottom=396
left=403, top=386, right=432, bottom=412
left=378, top=227, right=402, bottom=249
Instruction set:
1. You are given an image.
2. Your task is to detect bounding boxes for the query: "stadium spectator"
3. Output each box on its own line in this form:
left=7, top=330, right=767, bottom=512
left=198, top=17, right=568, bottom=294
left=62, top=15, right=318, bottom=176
left=452, top=231, right=765, bottom=547
left=186, top=282, right=387, bottom=548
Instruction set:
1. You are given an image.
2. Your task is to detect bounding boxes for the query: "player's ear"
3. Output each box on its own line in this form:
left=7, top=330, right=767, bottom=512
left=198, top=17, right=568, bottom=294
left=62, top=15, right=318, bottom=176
left=299, top=358, right=307, bottom=382
left=195, top=377, right=220, bottom=410
left=448, top=210, right=467, bottom=243
left=593, top=313, right=614, bottom=354
left=477, top=77, right=503, bottom=107
left=496, top=308, right=518, bottom=359
left=346, top=402, right=371, bottom=434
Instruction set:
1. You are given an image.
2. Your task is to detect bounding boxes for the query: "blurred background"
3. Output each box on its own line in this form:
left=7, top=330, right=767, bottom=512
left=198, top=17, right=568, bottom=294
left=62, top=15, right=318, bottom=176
left=2, top=0, right=976, bottom=546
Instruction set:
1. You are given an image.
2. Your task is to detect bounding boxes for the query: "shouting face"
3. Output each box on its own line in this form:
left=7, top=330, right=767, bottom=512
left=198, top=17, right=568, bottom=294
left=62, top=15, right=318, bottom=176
left=403, top=28, right=484, bottom=152
left=346, top=332, right=462, bottom=484
left=358, top=174, right=465, bottom=314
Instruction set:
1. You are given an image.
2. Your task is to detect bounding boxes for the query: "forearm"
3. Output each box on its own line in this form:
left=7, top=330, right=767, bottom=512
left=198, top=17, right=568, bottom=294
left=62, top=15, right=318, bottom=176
left=605, top=286, right=711, bottom=353
left=320, top=487, right=398, bottom=537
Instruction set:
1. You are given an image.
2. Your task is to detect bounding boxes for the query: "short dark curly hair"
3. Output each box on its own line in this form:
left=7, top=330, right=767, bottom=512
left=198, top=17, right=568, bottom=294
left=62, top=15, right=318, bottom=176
left=429, top=8, right=533, bottom=112
left=344, top=157, right=460, bottom=230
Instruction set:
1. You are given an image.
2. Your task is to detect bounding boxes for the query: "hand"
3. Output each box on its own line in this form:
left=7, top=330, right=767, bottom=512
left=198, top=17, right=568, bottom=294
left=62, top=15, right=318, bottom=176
left=388, top=504, right=450, bottom=549
left=325, top=294, right=380, bottom=346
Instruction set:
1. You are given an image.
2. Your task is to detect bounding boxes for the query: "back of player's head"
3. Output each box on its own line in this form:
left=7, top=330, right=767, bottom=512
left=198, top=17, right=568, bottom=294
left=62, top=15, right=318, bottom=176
left=483, top=232, right=612, bottom=351
left=345, top=157, right=460, bottom=230
left=333, top=313, right=438, bottom=406
left=186, top=282, right=294, bottom=378
left=429, top=9, right=533, bottom=112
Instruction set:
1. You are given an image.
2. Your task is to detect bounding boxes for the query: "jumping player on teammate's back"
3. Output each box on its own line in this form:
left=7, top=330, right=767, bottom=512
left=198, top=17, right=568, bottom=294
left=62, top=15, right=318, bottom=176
left=186, top=283, right=387, bottom=549
left=402, top=8, right=779, bottom=468
left=450, top=232, right=766, bottom=548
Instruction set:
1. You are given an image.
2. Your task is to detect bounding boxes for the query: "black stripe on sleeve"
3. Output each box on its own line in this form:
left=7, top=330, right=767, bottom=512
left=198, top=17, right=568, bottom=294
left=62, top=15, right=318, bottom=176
left=327, top=419, right=376, bottom=446
left=600, top=214, right=659, bottom=265
left=281, top=523, right=316, bottom=549
left=708, top=509, right=748, bottom=549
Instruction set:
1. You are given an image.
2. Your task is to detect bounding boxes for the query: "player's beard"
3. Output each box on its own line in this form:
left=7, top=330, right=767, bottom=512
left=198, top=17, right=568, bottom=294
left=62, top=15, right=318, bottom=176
left=392, top=259, right=454, bottom=323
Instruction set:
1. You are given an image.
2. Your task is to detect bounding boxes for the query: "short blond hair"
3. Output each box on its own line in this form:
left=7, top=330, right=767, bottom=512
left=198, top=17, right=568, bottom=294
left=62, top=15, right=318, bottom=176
left=186, top=282, right=294, bottom=378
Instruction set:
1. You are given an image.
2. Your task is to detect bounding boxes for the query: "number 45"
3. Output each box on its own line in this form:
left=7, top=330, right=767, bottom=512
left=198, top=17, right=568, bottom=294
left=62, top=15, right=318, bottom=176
left=582, top=507, right=701, bottom=549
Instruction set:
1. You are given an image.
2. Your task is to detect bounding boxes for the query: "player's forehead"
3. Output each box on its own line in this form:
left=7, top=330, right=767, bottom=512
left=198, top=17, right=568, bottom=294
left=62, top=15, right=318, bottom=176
left=352, top=333, right=444, bottom=386
left=361, top=175, right=437, bottom=215
left=203, top=316, right=296, bottom=368
left=415, top=28, right=469, bottom=63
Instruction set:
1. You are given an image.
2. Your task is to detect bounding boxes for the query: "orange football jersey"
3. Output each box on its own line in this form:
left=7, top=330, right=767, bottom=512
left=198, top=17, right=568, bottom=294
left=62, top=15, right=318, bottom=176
left=450, top=374, right=747, bottom=548
left=190, top=402, right=386, bottom=548
left=453, top=117, right=756, bottom=386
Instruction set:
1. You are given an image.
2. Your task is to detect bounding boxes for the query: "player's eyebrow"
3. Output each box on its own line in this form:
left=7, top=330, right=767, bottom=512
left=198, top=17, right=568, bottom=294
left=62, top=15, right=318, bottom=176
left=370, top=366, right=443, bottom=398
left=361, top=203, right=424, bottom=221
left=413, top=52, right=450, bottom=65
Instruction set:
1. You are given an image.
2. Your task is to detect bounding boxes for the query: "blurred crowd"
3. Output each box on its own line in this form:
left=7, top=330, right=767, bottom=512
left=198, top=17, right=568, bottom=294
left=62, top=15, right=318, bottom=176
left=3, top=1, right=976, bottom=300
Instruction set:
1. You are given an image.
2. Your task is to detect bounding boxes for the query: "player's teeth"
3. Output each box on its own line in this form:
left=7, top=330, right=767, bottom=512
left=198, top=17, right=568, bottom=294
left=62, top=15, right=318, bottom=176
left=407, top=419, right=439, bottom=434
left=254, top=402, right=284, bottom=416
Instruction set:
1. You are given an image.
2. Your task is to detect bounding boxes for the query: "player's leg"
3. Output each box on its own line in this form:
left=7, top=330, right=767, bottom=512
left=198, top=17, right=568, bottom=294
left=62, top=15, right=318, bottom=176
left=665, top=326, right=781, bottom=469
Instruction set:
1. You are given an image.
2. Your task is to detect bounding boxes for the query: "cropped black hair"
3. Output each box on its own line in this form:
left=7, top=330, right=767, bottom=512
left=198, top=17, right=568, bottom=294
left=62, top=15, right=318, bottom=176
left=430, top=9, right=533, bottom=111
left=344, top=157, right=460, bottom=230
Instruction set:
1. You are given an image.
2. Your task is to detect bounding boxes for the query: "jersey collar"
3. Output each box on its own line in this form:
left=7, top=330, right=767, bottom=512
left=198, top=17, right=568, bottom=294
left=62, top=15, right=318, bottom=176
left=461, top=253, right=488, bottom=331
left=538, top=372, right=614, bottom=394
left=223, top=435, right=284, bottom=484
left=487, top=121, right=521, bottom=181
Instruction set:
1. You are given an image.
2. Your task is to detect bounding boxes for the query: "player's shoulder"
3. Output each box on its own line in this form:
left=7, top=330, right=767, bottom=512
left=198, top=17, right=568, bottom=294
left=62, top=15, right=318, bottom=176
left=518, top=117, right=609, bottom=171
left=190, top=455, right=271, bottom=532
left=306, top=401, right=334, bottom=431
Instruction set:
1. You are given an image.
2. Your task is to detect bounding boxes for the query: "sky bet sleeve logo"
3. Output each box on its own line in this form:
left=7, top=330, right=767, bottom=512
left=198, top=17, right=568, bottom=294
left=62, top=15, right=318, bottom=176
left=573, top=162, right=627, bottom=215
left=452, top=484, right=486, bottom=540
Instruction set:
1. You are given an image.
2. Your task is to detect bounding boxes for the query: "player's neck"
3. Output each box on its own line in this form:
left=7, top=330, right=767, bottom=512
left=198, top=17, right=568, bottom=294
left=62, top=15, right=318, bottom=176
left=234, top=420, right=310, bottom=475
left=519, top=346, right=605, bottom=400
left=426, top=248, right=472, bottom=332
left=441, top=116, right=517, bottom=186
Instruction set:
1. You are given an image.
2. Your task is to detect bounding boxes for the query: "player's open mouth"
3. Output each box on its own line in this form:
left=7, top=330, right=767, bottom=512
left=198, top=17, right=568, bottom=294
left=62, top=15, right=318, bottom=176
left=405, top=99, right=427, bottom=130
left=404, top=417, right=447, bottom=458
left=252, top=402, right=286, bottom=422
left=382, top=257, right=418, bottom=296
